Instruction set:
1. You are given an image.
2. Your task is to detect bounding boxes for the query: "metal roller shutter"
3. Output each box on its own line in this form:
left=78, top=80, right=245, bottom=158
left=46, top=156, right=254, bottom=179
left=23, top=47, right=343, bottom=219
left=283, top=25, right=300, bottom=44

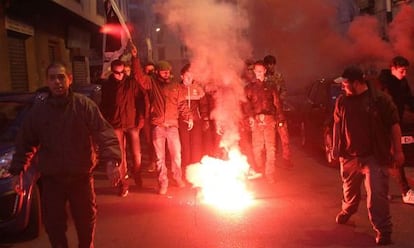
left=7, top=36, right=29, bottom=91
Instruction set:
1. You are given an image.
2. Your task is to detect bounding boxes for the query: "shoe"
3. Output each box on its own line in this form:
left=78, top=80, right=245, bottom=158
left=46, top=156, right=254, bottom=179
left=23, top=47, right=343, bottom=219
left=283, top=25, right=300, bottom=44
left=176, top=179, right=186, bottom=188
left=246, top=169, right=262, bottom=180
left=118, top=183, right=129, bottom=197
left=159, top=186, right=168, bottom=195
left=147, top=162, right=156, bottom=172
left=402, top=189, right=414, bottom=204
left=375, top=233, right=392, bottom=246
left=335, top=211, right=351, bottom=224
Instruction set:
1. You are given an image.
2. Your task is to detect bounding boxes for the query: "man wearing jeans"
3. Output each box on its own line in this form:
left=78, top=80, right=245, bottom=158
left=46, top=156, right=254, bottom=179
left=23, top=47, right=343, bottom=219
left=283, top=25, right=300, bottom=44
left=136, top=60, right=193, bottom=194
left=101, top=46, right=146, bottom=197
left=332, top=65, right=404, bottom=245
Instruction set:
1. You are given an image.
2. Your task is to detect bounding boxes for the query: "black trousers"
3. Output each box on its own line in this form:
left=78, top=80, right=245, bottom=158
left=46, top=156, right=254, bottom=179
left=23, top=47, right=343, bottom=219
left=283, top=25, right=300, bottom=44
left=41, top=174, right=97, bottom=248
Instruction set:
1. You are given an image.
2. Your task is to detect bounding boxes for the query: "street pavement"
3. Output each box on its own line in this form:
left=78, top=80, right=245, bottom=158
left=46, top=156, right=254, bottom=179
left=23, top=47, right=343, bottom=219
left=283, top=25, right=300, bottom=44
left=3, top=140, right=414, bottom=248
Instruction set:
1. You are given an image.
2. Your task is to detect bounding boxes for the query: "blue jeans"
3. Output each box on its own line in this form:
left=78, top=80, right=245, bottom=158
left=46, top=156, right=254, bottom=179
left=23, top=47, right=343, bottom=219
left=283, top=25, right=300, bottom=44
left=114, top=127, right=142, bottom=187
left=339, top=155, right=392, bottom=235
left=152, top=126, right=183, bottom=186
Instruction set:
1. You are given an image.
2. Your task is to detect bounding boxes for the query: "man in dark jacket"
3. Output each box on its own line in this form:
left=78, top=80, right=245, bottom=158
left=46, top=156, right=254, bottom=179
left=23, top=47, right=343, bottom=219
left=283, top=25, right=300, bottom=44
left=378, top=55, right=414, bottom=205
left=100, top=46, right=147, bottom=197
left=10, top=62, right=121, bottom=248
left=178, top=63, right=207, bottom=175
left=332, top=65, right=404, bottom=245
left=244, top=60, right=285, bottom=184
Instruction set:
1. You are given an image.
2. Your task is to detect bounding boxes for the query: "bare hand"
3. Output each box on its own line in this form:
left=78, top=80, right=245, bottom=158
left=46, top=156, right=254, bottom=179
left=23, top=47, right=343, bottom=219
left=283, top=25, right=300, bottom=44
left=248, top=117, right=255, bottom=128
left=393, top=150, right=405, bottom=167
left=187, top=119, right=194, bottom=130
left=202, top=120, right=210, bottom=131
left=137, top=118, right=145, bottom=129
left=131, top=44, right=138, bottom=57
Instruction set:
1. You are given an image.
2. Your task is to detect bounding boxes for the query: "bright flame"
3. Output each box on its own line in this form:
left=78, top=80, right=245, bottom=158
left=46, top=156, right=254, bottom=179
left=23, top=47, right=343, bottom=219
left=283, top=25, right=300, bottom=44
left=186, top=148, right=254, bottom=211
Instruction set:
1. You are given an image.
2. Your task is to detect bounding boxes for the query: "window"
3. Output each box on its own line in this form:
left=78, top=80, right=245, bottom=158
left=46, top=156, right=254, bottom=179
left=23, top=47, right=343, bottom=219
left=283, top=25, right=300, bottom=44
left=97, top=0, right=105, bottom=16
left=48, top=41, right=60, bottom=62
left=7, top=34, right=28, bottom=91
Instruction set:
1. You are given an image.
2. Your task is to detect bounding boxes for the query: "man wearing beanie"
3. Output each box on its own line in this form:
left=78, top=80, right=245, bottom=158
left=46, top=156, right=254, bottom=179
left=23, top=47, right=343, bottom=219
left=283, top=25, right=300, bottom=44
left=135, top=58, right=193, bottom=195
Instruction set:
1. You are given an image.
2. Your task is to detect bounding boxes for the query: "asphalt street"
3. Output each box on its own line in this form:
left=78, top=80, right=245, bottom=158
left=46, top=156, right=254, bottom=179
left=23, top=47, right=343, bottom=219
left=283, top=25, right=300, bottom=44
left=3, top=139, right=414, bottom=248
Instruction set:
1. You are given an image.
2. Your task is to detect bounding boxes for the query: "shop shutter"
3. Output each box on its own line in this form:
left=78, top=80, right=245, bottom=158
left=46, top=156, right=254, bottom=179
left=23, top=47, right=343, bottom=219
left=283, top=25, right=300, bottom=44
left=72, top=56, right=89, bottom=85
left=7, top=36, right=29, bottom=91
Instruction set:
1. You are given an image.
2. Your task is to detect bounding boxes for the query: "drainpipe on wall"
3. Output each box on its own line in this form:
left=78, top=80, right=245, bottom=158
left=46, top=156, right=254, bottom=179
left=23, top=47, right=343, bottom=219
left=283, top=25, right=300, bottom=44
left=386, top=0, right=393, bottom=23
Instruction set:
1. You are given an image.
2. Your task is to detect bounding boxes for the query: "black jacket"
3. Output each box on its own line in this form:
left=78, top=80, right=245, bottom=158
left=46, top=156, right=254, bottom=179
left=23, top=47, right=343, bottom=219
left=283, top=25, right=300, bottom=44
left=378, top=69, right=414, bottom=121
left=10, top=91, right=121, bottom=176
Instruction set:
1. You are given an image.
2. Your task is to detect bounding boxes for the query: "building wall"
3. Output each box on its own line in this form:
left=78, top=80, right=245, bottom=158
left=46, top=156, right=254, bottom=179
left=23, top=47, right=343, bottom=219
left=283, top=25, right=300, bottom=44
left=0, top=0, right=130, bottom=92
left=0, top=6, right=11, bottom=92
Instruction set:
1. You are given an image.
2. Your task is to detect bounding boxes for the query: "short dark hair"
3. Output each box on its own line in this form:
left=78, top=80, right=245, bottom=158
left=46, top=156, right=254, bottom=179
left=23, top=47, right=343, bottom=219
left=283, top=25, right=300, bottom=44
left=342, top=65, right=364, bottom=82
left=180, top=63, right=191, bottom=75
left=46, top=61, right=70, bottom=76
left=145, top=61, right=155, bottom=67
left=254, top=60, right=267, bottom=68
left=391, top=56, right=409, bottom=67
left=264, top=55, right=276, bottom=65
left=110, top=59, right=125, bottom=70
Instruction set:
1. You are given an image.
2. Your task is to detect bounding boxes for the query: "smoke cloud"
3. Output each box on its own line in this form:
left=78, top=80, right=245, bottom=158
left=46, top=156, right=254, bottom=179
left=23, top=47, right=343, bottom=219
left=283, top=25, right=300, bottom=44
left=245, top=1, right=414, bottom=92
left=154, top=1, right=414, bottom=137
left=155, top=0, right=252, bottom=150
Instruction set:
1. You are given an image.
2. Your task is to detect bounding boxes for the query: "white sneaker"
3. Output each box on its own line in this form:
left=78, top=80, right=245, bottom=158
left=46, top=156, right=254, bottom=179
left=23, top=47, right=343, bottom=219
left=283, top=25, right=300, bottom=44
left=159, top=186, right=168, bottom=195
left=247, top=169, right=262, bottom=180
left=402, top=189, right=414, bottom=204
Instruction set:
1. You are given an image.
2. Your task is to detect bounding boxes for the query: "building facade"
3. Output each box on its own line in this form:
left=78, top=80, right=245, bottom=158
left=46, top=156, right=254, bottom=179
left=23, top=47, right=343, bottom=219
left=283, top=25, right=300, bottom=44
left=0, top=0, right=129, bottom=92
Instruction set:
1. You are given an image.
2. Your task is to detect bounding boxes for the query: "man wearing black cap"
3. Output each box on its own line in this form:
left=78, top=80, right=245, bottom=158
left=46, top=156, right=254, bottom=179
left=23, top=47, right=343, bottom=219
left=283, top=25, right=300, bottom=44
left=331, top=65, right=404, bottom=245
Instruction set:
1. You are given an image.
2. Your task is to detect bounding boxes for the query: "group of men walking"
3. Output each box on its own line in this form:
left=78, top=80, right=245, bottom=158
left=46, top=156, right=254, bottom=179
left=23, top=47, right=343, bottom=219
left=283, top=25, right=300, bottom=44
left=7, top=38, right=414, bottom=247
left=99, top=45, right=294, bottom=196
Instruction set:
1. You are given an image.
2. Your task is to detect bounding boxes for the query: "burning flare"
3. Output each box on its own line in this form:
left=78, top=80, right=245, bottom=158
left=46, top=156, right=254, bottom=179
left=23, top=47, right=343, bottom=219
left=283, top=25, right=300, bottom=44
left=186, top=148, right=254, bottom=211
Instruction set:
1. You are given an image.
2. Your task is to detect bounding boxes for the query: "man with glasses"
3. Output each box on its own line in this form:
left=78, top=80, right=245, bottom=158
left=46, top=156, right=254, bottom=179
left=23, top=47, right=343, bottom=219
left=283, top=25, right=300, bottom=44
left=101, top=47, right=147, bottom=197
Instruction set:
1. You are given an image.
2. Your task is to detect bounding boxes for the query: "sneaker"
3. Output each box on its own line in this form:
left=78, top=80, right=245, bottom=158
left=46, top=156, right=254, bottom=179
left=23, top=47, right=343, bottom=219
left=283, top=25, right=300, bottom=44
left=246, top=169, right=262, bottom=180
left=402, top=189, right=414, bottom=204
left=375, top=233, right=392, bottom=246
left=147, top=162, right=156, bottom=172
left=159, top=185, right=168, bottom=195
left=176, top=179, right=186, bottom=188
left=335, top=211, right=351, bottom=224
left=118, top=183, right=129, bottom=197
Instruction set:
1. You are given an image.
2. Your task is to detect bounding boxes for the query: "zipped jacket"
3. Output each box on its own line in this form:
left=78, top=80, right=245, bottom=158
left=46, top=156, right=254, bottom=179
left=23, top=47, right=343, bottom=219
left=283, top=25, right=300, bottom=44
left=101, top=58, right=146, bottom=129
left=134, top=61, right=193, bottom=127
left=179, top=81, right=206, bottom=121
left=10, top=91, right=121, bottom=176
